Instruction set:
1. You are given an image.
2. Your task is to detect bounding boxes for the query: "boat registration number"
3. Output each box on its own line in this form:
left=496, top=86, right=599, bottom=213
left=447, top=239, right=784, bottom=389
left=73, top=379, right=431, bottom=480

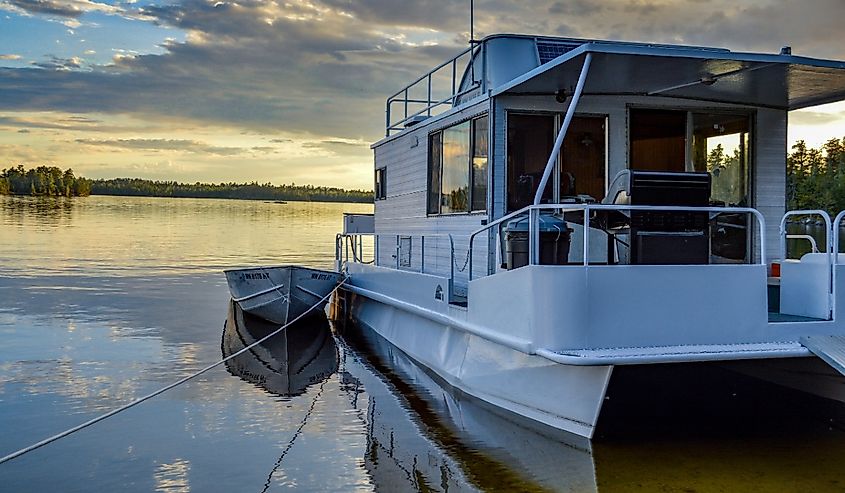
left=241, top=272, right=270, bottom=280
left=311, top=273, right=334, bottom=280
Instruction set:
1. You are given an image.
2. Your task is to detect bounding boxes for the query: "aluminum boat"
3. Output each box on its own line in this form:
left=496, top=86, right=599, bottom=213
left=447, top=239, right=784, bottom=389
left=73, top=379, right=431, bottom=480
left=224, top=265, right=340, bottom=324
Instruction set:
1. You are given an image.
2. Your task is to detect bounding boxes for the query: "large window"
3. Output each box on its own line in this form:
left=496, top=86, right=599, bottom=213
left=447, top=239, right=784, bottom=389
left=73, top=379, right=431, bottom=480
left=428, top=115, right=488, bottom=214
left=629, top=108, right=751, bottom=206
left=507, top=113, right=607, bottom=212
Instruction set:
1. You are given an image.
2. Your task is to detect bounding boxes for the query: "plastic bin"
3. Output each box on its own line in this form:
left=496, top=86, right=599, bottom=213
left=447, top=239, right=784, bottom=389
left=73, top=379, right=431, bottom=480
left=504, top=214, right=572, bottom=269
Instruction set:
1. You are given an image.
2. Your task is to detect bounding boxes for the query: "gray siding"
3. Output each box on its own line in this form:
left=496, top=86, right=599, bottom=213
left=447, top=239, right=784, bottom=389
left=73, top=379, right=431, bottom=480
left=373, top=99, right=492, bottom=293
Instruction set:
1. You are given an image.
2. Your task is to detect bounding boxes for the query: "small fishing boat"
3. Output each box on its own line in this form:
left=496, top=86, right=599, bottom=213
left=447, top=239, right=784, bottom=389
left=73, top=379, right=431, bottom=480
left=224, top=265, right=340, bottom=324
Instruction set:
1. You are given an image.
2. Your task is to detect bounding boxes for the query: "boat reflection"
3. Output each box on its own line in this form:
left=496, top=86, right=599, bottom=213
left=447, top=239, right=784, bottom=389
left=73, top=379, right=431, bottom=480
left=337, top=324, right=598, bottom=492
left=222, top=301, right=338, bottom=397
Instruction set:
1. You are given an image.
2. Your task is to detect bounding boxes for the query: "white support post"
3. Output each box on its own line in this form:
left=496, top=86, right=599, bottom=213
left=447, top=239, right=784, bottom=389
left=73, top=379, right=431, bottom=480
left=583, top=207, right=590, bottom=266
left=533, top=53, right=593, bottom=206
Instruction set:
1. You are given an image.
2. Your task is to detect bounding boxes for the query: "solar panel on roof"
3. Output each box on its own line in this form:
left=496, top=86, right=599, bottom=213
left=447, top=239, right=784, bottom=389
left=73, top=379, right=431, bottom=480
left=536, top=41, right=582, bottom=64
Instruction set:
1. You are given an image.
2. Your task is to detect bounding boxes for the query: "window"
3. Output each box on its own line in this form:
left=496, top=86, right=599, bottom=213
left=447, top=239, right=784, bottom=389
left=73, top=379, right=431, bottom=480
left=375, top=167, right=386, bottom=200
left=506, top=113, right=606, bottom=212
left=427, top=115, right=488, bottom=215
left=629, top=108, right=752, bottom=206
left=507, top=114, right=555, bottom=212
left=691, top=113, right=750, bottom=207
left=441, top=122, right=470, bottom=213
left=472, top=116, right=489, bottom=211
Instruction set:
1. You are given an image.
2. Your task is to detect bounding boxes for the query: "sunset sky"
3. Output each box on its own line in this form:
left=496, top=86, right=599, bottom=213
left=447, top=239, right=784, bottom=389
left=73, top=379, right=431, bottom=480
left=1, top=0, right=844, bottom=190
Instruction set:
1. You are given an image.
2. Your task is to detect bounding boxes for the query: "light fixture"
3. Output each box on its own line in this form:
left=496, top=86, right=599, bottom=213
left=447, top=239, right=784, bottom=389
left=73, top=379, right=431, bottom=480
left=555, top=89, right=569, bottom=103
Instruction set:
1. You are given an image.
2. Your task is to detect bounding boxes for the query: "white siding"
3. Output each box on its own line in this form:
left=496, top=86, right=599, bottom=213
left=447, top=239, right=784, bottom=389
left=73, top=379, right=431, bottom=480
left=755, top=108, right=787, bottom=263
left=373, top=99, right=492, bottom=294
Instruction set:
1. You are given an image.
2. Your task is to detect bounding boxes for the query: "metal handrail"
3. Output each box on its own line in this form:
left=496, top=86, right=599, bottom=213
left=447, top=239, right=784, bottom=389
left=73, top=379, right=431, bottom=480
left=386, top=85, right=481, bottom=134
left=779, top=210, right=831, bottom=260
left=385, top=41, right=485, bottom=136
left=834, top=210, right=845, bottom=263
left=786, top=234, right=819, bottom=253
left=338, top=231, right=461, bottom=280
left=469, top=203, right=768, bottom=280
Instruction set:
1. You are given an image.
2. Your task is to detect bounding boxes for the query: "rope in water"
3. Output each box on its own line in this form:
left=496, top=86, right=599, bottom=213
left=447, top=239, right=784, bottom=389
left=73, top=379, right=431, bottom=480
left=0, top=277, right=348, bottom=466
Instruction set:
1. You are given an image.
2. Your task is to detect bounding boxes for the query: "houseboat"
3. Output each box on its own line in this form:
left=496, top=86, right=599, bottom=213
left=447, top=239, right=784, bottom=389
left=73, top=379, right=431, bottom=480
left=333, top=34, right=845, bottom=438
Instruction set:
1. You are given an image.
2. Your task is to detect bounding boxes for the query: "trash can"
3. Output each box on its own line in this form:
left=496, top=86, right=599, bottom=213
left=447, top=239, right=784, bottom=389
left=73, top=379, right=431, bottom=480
left=504, top=214, right=572, bottom=269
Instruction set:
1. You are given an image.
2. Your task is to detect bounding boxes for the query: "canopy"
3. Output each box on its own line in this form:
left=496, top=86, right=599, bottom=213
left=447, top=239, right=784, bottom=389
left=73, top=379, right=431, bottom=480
left=492, top=43, right=845, bottom=110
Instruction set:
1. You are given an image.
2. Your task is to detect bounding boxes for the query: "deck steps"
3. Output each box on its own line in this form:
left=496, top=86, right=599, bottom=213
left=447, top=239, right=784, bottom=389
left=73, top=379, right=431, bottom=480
left=800, top=335, right=845, bottom=377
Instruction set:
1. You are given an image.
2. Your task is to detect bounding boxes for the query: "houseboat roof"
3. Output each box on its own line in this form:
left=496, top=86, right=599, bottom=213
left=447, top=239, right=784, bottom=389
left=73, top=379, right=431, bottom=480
left=493, top=40, right=845, bottom=110
left=380, top=34, right=845, bottom=143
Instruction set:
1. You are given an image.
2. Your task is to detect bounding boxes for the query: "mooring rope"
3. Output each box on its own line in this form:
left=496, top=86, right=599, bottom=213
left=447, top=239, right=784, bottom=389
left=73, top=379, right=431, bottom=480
left=260, top=378, right=328, bottom=493
left=0, top=277, right=348, bottom=466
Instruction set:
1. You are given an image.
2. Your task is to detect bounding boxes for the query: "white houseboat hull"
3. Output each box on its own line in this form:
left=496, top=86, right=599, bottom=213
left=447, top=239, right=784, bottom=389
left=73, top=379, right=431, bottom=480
left=342, top=264, right=614, bottom=438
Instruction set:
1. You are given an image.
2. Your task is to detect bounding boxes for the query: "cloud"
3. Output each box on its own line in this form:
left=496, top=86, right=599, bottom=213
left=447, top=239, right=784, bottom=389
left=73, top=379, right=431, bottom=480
left=301, top=139, right=371, bottom=156
left=30, top=55, right=83, bottom=71
left=74, top=138, right=248, bottom=156
left=790, top=110, right=845, bottom=127
left=1, top=0, right=120, bottom=18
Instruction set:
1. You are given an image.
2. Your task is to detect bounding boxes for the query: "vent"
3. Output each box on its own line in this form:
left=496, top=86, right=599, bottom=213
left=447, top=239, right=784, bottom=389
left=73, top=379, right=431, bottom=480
left=399, top=236, right=412, bottom=268
left=536, top=41, right=582, bottom=64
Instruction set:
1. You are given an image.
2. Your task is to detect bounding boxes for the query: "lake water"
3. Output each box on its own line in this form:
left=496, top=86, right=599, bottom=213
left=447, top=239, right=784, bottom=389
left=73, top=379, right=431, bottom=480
left=2, top=194, right=845, bottom=492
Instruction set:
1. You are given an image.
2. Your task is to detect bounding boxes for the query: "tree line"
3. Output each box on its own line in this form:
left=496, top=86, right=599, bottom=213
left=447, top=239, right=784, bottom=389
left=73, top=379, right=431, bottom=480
left=89, top=178, right=372, bottom=203
left=0, top=166, right=373, bottom=203
left=787, top=137, right=845, bottom=214
left=0, top=165, right=91, bottom=196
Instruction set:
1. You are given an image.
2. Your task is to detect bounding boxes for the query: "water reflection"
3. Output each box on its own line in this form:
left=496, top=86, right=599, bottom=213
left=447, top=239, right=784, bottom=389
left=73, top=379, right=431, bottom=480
left=0, top=195, right=372, bottom=276
left=337, top=324, right=597, bottom=492
left=0, top=195, right=77, bottom=227
left=222, top=302, right=337, bottom=398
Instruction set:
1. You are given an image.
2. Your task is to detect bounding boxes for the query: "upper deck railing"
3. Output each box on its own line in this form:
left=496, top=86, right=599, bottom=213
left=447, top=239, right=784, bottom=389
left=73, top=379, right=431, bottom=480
left=385, top=40, right=486, bottom=136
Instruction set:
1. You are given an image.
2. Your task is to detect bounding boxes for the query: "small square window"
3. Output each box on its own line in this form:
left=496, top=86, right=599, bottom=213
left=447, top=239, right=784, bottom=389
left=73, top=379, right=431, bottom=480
left=375, top=167, right=387, bottom=200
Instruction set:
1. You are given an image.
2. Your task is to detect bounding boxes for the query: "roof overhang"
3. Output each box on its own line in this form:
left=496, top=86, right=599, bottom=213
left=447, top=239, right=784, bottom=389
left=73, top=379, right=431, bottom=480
left=492, top=43, right=845, bottom=110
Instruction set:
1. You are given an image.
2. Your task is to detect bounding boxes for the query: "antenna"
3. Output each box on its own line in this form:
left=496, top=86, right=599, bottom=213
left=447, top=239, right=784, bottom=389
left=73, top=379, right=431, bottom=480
left=470, top=0, right=474, bottom=43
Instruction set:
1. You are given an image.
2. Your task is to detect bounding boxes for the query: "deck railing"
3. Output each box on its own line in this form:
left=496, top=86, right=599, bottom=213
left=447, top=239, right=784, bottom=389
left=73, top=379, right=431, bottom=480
left=385, top=40, right=486, bottom=136
left=336, top=232, right=470, bottom=302
left=468, top=203, right=768, bottom=280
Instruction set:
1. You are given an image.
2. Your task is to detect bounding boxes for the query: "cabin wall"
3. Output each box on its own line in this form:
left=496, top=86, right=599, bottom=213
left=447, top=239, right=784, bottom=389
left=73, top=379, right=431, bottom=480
left=492, top=94, right=786, bottom=263
left=372, top=99, right=492, bottom=295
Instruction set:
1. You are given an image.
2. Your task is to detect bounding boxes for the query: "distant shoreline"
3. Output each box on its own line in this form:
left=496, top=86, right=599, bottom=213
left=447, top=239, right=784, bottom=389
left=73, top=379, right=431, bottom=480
left=90, top=193, right=373, bottom=204
left=2, top=167, right=374, bottom=203
left=0, top=192, right=373, bottom=205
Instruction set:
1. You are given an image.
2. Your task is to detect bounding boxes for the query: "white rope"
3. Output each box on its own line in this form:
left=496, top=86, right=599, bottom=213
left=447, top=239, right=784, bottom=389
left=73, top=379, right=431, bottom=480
left=0, top=277, right=348, bottom=466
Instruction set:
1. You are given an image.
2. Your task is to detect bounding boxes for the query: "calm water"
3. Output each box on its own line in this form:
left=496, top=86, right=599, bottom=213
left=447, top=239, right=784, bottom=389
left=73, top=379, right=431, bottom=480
left=2, top=195, right=845, bottom=492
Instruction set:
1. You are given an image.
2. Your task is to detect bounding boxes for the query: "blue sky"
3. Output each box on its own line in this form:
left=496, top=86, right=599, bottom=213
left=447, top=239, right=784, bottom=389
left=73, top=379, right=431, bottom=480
left=0, top=0, right=844, bottom=189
